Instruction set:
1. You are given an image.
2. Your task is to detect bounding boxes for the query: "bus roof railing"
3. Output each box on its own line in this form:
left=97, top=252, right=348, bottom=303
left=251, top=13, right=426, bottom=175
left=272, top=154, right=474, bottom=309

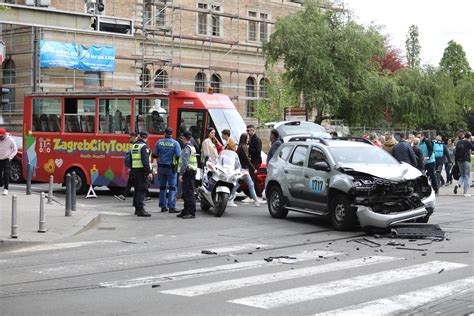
left=25, top=89, right=171, bottom=97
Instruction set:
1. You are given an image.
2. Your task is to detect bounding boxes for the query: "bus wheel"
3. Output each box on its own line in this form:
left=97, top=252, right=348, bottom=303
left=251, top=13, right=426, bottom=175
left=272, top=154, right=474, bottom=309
left=66, top=168, right=87, bottom=195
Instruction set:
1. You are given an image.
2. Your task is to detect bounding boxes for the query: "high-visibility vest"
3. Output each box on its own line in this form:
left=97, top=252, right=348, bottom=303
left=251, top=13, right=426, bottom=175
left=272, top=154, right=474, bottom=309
left=131, top=143, right=152, bottom=169
left=178, top=144, right=198, bottom=172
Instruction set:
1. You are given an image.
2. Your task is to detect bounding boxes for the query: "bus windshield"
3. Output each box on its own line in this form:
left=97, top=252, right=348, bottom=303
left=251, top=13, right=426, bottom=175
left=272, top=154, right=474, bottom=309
left=208, top=108, right=246, bottom=143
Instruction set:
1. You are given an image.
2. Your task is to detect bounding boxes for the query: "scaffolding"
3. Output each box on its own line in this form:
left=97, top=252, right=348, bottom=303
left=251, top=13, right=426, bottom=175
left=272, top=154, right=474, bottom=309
left=0, top=0, right=304, bottom=125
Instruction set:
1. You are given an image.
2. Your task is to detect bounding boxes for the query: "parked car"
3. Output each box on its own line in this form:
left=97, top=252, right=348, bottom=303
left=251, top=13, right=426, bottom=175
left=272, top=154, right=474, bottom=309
left=265, top=137, right=435, bottom=231
left=10, top=133, right=23, bottom=183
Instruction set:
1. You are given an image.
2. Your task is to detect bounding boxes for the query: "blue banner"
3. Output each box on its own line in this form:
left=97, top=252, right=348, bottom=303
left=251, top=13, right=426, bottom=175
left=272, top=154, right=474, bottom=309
left=40, top=41, right=79, bottom=68
left=78, top=45, right=116, bottom=72
left=39, top=41, right=116, bottom=72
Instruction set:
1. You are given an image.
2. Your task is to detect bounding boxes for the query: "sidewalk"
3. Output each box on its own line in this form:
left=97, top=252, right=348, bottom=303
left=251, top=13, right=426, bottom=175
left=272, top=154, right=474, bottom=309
left=0, top=188, right=100, bottom=249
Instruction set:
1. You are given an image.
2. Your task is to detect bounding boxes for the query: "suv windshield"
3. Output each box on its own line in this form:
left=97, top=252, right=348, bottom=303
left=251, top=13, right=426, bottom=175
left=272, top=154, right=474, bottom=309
left=329, top=146, right=399, bottom=165
left=277, top=122, right=330, bottom=139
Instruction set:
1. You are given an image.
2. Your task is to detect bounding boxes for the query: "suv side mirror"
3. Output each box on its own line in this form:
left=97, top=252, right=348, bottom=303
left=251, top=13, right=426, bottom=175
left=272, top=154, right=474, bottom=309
left=312, top=161, right=331, bottom=172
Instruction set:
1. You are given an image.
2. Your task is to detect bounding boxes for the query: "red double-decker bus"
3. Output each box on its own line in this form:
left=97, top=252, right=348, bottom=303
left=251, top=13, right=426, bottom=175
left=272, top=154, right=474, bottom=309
left=22, top=90, right=265, bottom=194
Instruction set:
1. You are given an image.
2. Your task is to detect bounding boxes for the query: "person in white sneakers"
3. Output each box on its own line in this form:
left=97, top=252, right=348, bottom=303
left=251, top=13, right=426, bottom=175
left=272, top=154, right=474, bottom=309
left=233, top=133, right=264, bottom=206
left=0, top=128, right=18, bottom=196
left=453, top=131, right=472, bottom=197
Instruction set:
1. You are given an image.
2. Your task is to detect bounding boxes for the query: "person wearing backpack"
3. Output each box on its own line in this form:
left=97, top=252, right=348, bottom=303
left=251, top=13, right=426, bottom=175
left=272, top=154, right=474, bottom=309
left=416, top=132, right=438, bottom=195
left=453, top=131, right=473, bottom=196
left=433, top=135, right=451, bottom=187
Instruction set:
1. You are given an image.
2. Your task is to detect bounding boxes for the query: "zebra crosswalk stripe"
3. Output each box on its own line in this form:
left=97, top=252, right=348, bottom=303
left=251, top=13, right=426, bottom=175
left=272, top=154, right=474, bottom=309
left=161, top=256, right=401, bottom=297
left=314, top=276, right=474, bottom=316
left=229, top=261, right=468, bottom=309
left=100, top=250, right=342, bottom=288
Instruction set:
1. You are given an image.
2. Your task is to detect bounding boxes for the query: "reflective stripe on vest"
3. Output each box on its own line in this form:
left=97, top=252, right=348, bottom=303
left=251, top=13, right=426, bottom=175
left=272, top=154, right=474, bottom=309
left=178, top=145, right=198, bottom=172
left=131, top=143, right=152, bottom=169
left=433, top=142, right=444, bottom=158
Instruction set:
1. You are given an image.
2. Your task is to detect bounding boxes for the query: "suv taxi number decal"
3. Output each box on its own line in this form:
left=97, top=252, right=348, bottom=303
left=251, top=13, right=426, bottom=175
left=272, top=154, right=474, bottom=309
left=310, top=176, right=325, bottom=193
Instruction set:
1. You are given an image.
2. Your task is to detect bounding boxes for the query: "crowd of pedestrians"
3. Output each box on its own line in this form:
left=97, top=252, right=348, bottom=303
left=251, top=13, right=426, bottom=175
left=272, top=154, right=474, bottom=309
left=367, top=129, right=472, bottom=197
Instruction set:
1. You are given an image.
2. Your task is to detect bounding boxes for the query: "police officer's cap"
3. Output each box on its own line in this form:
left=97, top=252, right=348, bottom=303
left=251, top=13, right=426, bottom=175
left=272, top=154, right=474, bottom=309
left=165, top=127, right=173, bottom=135
left=182, top=130, right=192, bottom=138
left=139, top=131, right=148, bottom=138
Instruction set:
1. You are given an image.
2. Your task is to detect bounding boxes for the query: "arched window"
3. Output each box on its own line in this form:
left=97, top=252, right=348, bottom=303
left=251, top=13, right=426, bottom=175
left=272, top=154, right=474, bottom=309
left=246, top=77, right=256, bottom=116
left=194, top=72, right=207, bottom=92
left=154, top=69, right=168, bottom=88
left=259, top=78, right=268, bottom=99
left=210, top=73, right=222, bottom=93
left=2, top=59, right=16, bottom=111
left=140, top=68, right=151, bottom=89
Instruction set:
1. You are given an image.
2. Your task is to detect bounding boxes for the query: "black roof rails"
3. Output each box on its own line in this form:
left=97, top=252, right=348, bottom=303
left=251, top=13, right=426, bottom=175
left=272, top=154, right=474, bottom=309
left=333, top=137, right=373, bottom=145
left=287, top=136, right=329, bottom=145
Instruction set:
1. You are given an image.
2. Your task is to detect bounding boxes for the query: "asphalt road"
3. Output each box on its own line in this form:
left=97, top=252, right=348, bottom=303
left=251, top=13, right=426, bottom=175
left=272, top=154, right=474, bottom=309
left=1, top=184, right=473, bottom=315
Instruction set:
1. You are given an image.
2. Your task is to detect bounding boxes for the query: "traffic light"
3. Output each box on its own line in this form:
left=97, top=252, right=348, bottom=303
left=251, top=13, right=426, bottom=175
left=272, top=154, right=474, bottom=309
left=1, top=87, right=10, bottom=107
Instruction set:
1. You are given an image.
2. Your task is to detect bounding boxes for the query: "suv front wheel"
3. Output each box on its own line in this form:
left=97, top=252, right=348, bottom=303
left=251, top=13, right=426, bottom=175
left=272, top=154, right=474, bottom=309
left=329, top=194, right=357, bottom=230
left=267, top=185, right=289, bottom=218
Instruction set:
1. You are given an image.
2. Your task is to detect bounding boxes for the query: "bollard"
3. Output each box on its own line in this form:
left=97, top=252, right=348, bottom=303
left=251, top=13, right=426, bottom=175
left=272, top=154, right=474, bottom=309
left=11, top=195, right=18, bottom=238
left=47, top=175, right=54, bottom=204
left=71, top=172, right=77, bottom=211
left=65, top=173, right=72, bottom=217
left=26, top=163, right=32, bottom=195
left=38, top=192, right=46, bottom=233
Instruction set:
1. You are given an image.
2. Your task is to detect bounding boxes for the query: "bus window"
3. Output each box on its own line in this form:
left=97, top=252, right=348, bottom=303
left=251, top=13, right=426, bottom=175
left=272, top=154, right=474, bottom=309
left=178, top=109, right=205, bottom=147
left=64, top=98, right=95, bottom=133
left=99, top=98, right=131, bottom=134
left=135, top=98, right=169, bottom=134
left=32, top=98, right=61, bottom=132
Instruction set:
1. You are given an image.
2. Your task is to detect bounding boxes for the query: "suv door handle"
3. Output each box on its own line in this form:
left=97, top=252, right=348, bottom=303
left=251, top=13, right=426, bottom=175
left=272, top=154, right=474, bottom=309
left=284, top=170, right=288, bottom=174
left=304, top=175, right=309, bottom=179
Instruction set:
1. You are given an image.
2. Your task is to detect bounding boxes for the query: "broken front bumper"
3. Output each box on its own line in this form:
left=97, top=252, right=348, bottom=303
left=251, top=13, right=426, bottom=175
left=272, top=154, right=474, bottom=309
left=356, top=189, right=436, bottom=228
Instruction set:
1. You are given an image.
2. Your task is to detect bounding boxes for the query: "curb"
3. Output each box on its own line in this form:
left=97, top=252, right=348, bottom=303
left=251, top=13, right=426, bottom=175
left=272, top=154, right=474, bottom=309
left=0, top=210, right=101, bottom=250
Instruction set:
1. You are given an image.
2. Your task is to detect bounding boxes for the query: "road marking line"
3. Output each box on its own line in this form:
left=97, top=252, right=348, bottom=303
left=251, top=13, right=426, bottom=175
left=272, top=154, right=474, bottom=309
left=314, top=276, right=474, bottom=316
left=100, top=251, right=341, bottom=288
left=11, top=240, right=118, bottom=253
left=31, top=243, right=269, bottom=275
left=162, top=256, right=400, bottom=297
left=229, top=261, right=468, bottom=309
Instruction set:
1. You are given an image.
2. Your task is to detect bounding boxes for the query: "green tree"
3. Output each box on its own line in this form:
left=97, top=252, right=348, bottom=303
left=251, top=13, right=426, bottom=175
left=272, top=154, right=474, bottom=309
left=405, top=25, right=421, bottom=69
left=439, top=40, right=471, bottom=85
left=253, top=72, right=299, bottom=123
left=263, top=0, right=385, bottom=125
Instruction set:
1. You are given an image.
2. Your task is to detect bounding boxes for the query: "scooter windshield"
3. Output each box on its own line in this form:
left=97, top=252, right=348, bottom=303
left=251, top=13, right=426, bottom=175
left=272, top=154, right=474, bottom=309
left=217, top=150, right=241, bottom=170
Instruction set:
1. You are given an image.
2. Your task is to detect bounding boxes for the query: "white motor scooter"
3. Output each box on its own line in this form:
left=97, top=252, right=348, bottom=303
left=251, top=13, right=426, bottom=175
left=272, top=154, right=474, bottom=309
left=199, top=150, right=247, bottom=217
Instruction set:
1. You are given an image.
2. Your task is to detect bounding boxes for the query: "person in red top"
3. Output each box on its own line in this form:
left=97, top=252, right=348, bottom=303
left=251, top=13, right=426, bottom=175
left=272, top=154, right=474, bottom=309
left=0, top=128, right=18, bottom=196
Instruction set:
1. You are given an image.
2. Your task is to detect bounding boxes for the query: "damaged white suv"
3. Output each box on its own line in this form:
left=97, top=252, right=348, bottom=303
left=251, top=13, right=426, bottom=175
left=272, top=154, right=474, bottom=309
left=265, top=137, right=435, bottom=231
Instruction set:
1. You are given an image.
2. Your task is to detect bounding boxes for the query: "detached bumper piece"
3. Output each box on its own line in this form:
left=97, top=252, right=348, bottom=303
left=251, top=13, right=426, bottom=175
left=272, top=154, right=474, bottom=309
left=390, top=223, right=445, bottom=240
left=356, top=205, right=428, bottom=229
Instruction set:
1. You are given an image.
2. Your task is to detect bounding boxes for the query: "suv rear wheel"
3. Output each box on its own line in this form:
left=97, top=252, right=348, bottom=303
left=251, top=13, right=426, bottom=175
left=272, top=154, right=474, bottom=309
left=267, top=185, right=288, bottom=218
left=329, top=194, right=357, bottom=230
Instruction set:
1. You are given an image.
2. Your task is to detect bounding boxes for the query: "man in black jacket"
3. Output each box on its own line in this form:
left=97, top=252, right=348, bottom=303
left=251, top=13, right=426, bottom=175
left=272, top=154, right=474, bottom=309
left=247, top=124, right=262, bottom=197
left=392, top=133, right=417, bottom=167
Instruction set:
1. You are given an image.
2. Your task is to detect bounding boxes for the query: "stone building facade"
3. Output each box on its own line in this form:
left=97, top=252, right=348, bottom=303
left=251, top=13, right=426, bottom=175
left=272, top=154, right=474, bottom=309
left=1, top=0, right=310, bottom=126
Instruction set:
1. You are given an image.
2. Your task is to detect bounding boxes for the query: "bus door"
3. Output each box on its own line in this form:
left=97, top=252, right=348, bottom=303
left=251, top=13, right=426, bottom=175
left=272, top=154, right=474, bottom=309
left=177, top=108, right=205, bottom=150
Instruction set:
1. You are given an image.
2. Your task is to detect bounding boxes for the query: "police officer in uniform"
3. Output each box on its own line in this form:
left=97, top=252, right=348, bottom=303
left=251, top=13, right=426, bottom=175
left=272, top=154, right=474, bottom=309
left=177, top=131, right=198, bottom=219
left=153, top=127, right=181, bottom=213
left=131, top=131, right=152, bottom=217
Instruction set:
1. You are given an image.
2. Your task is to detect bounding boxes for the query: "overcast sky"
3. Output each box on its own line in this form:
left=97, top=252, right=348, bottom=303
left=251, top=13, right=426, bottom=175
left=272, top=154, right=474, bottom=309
left=342, top=0, right=474, bottom=68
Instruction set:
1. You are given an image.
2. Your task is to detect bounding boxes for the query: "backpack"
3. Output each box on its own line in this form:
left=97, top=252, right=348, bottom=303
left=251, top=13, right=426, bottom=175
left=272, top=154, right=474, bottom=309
left=454, top=141, right=466, bottom=161
left=433, top=142, right=444, bottom=158
left=124, top=151, right=132, bottom=168
left=451, top=163, right=460, bottom=181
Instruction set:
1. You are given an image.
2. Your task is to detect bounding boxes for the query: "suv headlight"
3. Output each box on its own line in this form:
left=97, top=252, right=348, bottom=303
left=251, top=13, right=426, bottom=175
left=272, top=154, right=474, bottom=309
left=353, top=178, right=374, bottom=189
